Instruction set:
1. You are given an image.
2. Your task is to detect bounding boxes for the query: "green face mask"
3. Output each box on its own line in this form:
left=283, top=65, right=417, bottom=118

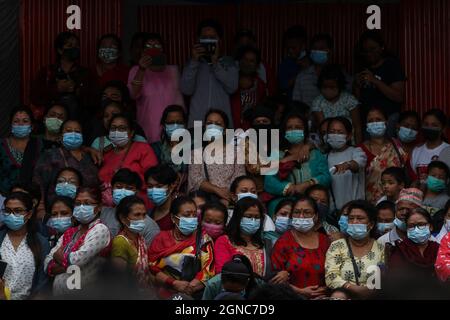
left=45, top=117, right=63, bottom=134
left=426, top=175, right=447, bottom=193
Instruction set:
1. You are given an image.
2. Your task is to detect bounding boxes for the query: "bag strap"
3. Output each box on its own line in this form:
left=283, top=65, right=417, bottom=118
left=345, top=237, right=361, bottom=286
left=59, top=148, right=69, bottom=168
left=194, top=229, right=202, bottom=259
left=203, top=158, right=210, bottom=181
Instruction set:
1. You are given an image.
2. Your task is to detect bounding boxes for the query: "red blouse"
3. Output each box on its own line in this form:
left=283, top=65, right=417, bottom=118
left=271, top=231, right=330, bottom=289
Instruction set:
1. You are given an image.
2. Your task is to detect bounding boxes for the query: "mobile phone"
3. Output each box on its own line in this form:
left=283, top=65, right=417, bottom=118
left=144, top=48, right=166, bottom=66
left=0, top=260, right=7, bottom=278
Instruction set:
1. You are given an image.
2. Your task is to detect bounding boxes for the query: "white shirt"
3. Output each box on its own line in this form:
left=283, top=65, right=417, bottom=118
left=0, top=234, right=36, bottom=300
left=411, top=142, right=449, bottom=182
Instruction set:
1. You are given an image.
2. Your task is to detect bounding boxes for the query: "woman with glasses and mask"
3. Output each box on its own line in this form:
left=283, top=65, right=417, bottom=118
left=325, top=200, right=384, bottom=300
left=386, top=208, right=440, bottom=284
left=148, top=196, right=214, bottom=299
left=0, top=192, right=50, bottom=300
left=98, top=113, right=158, bottom=208
left=271, top=196, right=330, bottom=299
left=44, top=187, right=110, bottom=297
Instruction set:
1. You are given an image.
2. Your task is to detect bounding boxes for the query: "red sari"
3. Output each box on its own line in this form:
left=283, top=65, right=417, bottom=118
left=271, top=231, right=330, bottom=289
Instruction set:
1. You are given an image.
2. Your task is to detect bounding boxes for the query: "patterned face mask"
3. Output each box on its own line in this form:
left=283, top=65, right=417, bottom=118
left=98, top=47, right=119, bottom=63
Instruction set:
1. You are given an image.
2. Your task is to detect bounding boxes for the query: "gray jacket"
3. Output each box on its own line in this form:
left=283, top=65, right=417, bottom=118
left=180, top=57, right=238, bottom=127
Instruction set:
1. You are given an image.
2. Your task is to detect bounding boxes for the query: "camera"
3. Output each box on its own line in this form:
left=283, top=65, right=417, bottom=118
left=144, top=47, right=166, bottom=67
left=198, top=38, right=218, bottom=64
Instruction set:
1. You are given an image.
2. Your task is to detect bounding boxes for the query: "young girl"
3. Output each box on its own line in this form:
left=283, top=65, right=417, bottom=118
left=411, top=109, right=449, bottom=185
left=396, top=111, right=421, bottom=155
left=423, top=161, right=450, bottom=216
left=375, top=200, right=396, bottom=237
left=265, top=199, right=294, bottom=245
left=378, top=167, right=407, bottom=204
left=326, top=117, right=367, bottom=211
left=201, top=202, right=228, bottom=241
left=312, top=65, right=363, bottom=143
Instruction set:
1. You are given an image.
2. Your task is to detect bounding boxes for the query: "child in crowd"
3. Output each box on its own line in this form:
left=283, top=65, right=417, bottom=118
left=377, top=167, right=407, bottom=204
left=423, top=161, right=450, bottom=216
left=375, top=200, right=396, bottom=237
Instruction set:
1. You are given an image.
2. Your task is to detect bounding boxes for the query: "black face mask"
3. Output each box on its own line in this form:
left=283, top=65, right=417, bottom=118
left=63, top=47, right=80, bottom=61
left=422, top=127, right=441, bottom=141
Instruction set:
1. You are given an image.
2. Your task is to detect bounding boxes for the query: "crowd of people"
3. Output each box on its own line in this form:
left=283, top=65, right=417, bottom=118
left=0, top=19, right=449, bottom=300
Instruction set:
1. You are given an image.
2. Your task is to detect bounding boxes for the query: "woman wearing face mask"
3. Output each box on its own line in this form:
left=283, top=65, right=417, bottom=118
left=44, top=196, right=75, bottom=248
left=0, top=192, right=50, bottom=300
left=396, top=111, right=421, bottom=156
left=325, top=200, right=384, bottom=299
left=411, top=109, right=449, bottom=185
left=148, top=196, right=214, bottom=299
left=214, top=197, right=285, bottom=282
left=0, top=106, right=44, bottom=196
left=96, top=34, right=130, bottom=88
left=39, top=103, right=68, bottom=149
left=358, top=107, right=411, bottom=204
left=231, top=46, right=268, bottom=130
left=44, top=187, right=111, bottom=297
left=326, top=117, right=367, bottom=212
left=386, top=208, right=439, bottom=283
left=264, top=111, right=331, bottom=216
left=33, top=119, right=99, bottom=206
left=90, top=100, right=146, bottom=153
left=128, top=33, right=184, bottom=143
left=272, top=197, right=331, bottom=299
left=31, top=32, right=97, bottom=121
left=53, top=167, right=83, bottom=200
left=188, top=110, right=246, bottom=206
left=145, top=164, right=178, bottom=231
left=265, top=199, right=294, bottom=245
left=111, top=195, right=151, bottom=289
left=98, top=113, right=158, bottom=208
left=151, top=105, right=189, bottom=195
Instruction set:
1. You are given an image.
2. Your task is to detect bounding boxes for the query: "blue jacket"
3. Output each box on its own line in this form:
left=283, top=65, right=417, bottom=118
left=0, top=228, right=50, bottom=298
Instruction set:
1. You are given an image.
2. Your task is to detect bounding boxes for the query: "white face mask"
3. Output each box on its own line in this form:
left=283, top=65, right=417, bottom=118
left=291, top=217, right=315, bottom=233
left=237, top=192, right=258, bottom=201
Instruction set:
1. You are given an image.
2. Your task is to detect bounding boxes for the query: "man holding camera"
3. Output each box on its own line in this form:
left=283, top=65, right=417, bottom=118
left=181, top=19, right=238, bottom=128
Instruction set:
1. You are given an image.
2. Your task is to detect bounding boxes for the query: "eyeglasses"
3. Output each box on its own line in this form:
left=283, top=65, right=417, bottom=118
left=110, top=126, right=128, bottom=132
left=292, top=209, right=315, bottom=218
left=74, top=201, right=98, bottom=206
left=2, top=207, right=28, bottom=216
left=407, top=223, right=429, bottom=230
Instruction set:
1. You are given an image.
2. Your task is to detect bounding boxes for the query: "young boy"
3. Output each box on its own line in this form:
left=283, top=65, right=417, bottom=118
left=378, top=167, right=407, bottom=204
left=423, top=161, right=450, bottom=216
left=375, top=200, right=396, bottom=237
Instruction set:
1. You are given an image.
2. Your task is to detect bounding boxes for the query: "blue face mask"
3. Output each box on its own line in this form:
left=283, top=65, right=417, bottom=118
left=240, top=217, right=261, bottom=235
left=2, top=213, right=26, bottom=231
left=310, top=50, right=328, bottom=65
left=377, top=222, right=395, bottom=235
left=366, top=122, right=386, bottom=137
left=176, top=217, right=198, bottom=236
left=394, top=217, right=407, bottom=231
left=63, top=132, right=83, bottom=150
left=347, top=224, right=369, bottom=240
left=237, top=193, right=258, bottom=201
left=113, top=188, right=136, bottom=206
left=73, top=205, right=96, bottom=224
left=275, top=216, right=290, bottom=234
left=11, top=125, right=32, bottom=138
left=55, top=182, right=77, bottom=199
left=338, top=215, right=348, bottom=233
left=204, top=124, right=224, bottom=140
left=147, top=187, right=169, bottom=206
left=285, top=130, right=304, bottom=144
left=407, top=225, right=431, bottom=244
left=128, top=219, right=146, bottom=234
left=426, top=176, right=447, bottom=193
left=327, top=134, right=348, bottom=150
left=291, top=217, right=315, bottom=233
left=165, top=124, right=185, bottom=138
left=47, top=217, right=72, bottom=233
left=398, top=127, right=418, bottom=143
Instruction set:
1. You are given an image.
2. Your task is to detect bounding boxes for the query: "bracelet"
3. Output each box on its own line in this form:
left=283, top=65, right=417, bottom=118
left=165, top=277, right=175, bottom=287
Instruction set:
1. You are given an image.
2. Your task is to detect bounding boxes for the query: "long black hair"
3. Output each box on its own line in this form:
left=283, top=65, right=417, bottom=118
left=4, top=192, right=43, bottom=267
left=226, top=197, right=264, bottom=248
